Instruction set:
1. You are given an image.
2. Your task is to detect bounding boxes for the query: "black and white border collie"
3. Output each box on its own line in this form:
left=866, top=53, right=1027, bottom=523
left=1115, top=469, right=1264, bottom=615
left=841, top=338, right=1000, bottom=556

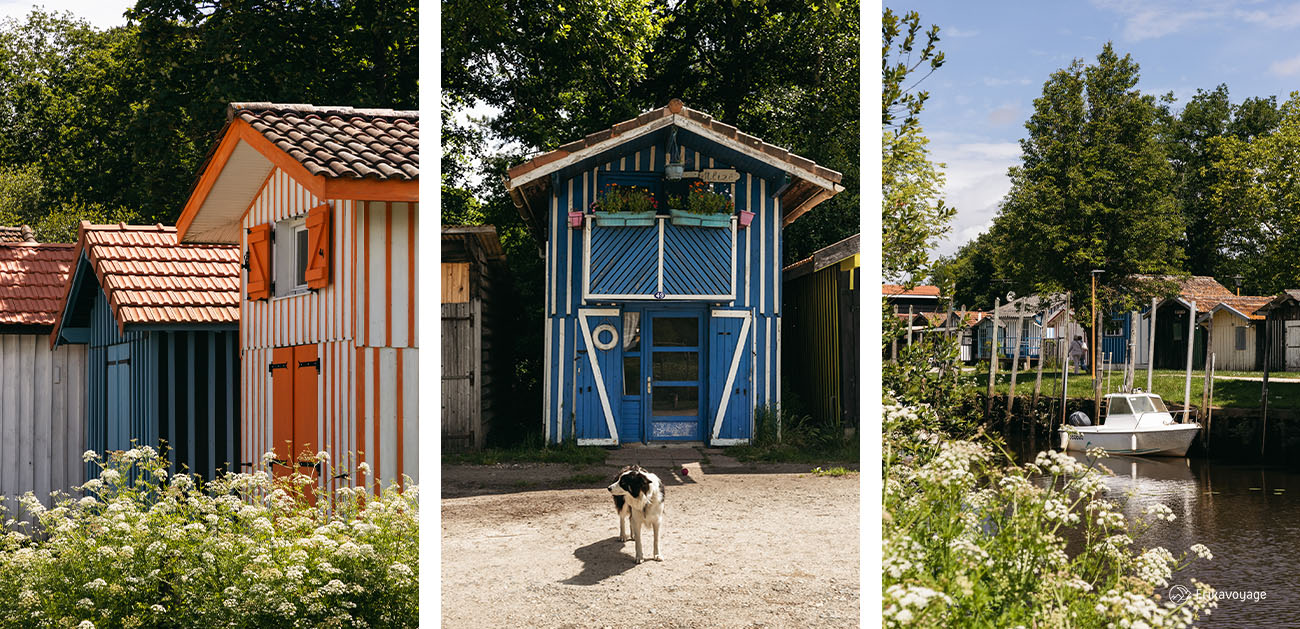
left=607, top=465, right=665, bottom=563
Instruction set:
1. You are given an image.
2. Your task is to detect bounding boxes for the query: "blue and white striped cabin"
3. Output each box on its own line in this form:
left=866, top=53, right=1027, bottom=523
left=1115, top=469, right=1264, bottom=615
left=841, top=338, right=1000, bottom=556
left=51, top=224, right=241, bottom=481
left=505, top=100, right=844, bottom=445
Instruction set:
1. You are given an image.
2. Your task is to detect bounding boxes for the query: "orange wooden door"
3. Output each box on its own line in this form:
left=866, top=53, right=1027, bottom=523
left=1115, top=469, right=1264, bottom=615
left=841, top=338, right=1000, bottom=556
left=270, top=344, right=320, bottom=503
left=271, top=346, right=296, bottom=479
left=293, top=344, right=320, bottom=503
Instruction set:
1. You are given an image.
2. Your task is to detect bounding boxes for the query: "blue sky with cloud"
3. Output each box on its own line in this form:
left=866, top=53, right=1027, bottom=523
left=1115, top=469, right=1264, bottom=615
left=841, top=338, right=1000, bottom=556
left=909, top=0, right=1300, bottom=259
left=0, top=1, right=133, bottom=29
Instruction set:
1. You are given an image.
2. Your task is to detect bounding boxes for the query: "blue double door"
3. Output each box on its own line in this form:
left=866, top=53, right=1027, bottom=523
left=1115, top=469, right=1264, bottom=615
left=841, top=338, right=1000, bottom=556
left=577, top=306, right=752, bottom=444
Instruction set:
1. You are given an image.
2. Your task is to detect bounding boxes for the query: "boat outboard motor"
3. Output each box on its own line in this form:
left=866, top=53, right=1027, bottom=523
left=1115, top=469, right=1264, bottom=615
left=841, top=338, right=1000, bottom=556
left=1066, top=411, right=1092, bottom=426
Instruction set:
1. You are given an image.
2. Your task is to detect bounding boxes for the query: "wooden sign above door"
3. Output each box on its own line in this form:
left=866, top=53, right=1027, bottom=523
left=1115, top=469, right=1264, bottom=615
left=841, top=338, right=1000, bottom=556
left=680, top=168, right=740, bottom=183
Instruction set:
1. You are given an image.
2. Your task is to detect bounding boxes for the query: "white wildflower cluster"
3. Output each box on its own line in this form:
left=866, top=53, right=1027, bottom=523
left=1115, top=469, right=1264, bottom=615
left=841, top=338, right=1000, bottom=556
left=1134, top=547, right=1177, bottom=588
left=1142, top=503, right=1177, bottom=523
left=1031, top=449, right=1090, bottom=478
left=947, top=536, right=990, bottom=566
left=0, top=445, right=418, bottom=627
left=1042, top=498, right=1080, bottom=525
left=918, top=440, right=988, bottom=488
left=883, top=584, right=953, bottom=626
left=1190, top=543, right=1213, bottom=561
left=1086, top=500, right=1127, bottom=530
left=883, top=535, right=926, bottom=579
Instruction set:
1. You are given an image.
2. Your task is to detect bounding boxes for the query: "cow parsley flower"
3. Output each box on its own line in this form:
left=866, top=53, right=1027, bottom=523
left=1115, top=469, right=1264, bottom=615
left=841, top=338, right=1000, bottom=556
left=1191, top=543, right=1213, bottom=560
left=82, top=450, right=99, bottom=463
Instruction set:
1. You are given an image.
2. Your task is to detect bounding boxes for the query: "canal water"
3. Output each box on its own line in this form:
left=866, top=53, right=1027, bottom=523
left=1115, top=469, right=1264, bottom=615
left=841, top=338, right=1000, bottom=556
left=1014, top=437, right=1300, bottom=627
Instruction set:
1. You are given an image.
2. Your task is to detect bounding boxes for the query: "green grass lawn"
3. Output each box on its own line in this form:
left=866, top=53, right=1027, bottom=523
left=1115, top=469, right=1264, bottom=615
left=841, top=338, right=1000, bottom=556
left=964, top=368, right=1300, bottom=409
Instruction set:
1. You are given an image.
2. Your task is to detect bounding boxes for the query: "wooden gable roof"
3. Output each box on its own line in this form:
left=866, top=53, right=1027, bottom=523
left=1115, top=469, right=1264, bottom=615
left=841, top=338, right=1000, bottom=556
left=504, top=99, right=843, bottom=243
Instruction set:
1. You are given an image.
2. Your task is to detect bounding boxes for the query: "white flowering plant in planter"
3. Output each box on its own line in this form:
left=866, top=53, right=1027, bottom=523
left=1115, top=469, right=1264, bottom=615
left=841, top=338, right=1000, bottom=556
left=0, top=446, right=417, bottom=629
left=883, top=397, right=1216, bottom=628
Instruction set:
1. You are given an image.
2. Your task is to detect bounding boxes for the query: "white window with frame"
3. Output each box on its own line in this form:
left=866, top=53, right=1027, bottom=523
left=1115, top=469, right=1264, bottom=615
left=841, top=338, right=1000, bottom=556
left=273, top=216, right=311, bottom=298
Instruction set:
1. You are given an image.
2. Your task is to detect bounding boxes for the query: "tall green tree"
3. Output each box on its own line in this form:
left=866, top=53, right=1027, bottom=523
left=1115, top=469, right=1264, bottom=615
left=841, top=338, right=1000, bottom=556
left=442, top=0, right=860, bottom=443
left=1210, top=92, right=1300, bottom=295
left=994, top=43, right=1183, bottom=315
left=881, top=7, right=950, bottom=284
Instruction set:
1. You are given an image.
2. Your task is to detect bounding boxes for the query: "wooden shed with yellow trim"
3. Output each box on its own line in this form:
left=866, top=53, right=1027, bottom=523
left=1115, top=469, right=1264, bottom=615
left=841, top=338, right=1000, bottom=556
left=782, top=233, right=859, bottom=432
left=176, top=103, right=419, bottom=489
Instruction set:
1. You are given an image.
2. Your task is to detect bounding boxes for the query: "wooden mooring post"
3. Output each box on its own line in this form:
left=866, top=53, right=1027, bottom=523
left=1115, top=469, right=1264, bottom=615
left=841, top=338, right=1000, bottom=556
left=1262, top=322, right=1271, bottom=457
left=986, top=297, right=1000, bottom=420
left=1184, top=300, right=1197, bottom=423
left=1006, top=300, right=1024, bottom=426
left=1147, top=297, right=1157, bottom=392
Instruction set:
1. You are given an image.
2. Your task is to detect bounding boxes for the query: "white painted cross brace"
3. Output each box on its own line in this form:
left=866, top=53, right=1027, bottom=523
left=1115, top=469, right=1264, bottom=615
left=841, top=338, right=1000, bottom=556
left=578, top=308, right=620, bottom=445
left=711, top=310, right=752, bottom=444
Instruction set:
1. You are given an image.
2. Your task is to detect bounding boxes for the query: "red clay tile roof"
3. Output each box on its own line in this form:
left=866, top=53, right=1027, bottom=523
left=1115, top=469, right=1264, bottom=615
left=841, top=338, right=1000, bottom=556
left=1204, top=296, right=1273, bottom=321
left=0, top=225, right=35, bottom=243
left=229, top=103, right=418, bottom=181
left=71, top=223, right=240, bottom=329
left=1135, top=274, right=1235, bottom=302
left=0, top=243, right=75, bottom=327
left=882, top=284, right=941, bottom=298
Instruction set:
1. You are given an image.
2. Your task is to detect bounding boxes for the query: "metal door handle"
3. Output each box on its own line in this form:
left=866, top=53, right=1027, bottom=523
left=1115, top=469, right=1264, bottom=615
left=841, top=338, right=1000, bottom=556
left=647, top=377, right=652, bottom=395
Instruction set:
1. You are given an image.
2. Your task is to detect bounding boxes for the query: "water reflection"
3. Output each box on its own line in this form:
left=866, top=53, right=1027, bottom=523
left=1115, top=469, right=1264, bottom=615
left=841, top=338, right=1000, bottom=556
left=1034, top=447, right=1298, bottom=628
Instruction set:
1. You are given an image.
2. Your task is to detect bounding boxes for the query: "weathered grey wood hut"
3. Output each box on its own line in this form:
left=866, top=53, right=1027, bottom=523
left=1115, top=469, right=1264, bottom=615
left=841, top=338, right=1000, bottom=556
left=0, top=230, right=86, bottom=510
left=1255, top=290, right=1300, bottom=371
left=441, top=226, right=507, bottom=451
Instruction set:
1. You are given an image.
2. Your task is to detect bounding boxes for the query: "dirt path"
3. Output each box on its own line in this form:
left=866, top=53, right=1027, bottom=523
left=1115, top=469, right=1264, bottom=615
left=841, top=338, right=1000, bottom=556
left=441, top=462, right=860, bottom=629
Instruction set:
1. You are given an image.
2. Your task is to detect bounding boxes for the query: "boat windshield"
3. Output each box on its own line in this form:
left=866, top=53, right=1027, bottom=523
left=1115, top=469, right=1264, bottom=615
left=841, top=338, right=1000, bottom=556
left=1108, top=396, right=1133, bottom=416
left=1129, top=396, right=1156, bottom=414
left=1144, top=395, right=1169, bottom=413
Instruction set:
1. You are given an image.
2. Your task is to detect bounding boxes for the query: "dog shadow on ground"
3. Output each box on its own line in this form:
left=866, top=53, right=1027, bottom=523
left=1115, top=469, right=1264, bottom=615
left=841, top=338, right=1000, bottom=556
left=561, top=537, right=638, bottom=585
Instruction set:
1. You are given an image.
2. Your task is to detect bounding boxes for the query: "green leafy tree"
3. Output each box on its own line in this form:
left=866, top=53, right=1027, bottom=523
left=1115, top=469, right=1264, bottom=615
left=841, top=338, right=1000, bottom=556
left=882, top=7, right=950, bottom=283
left=1210, top=92, right=1300, bottom=294
left=929, top=230, right=1002, bottom=311
left=994, top=43, right=1183, bottom=316
left=443, top=0, right=860, bottom=443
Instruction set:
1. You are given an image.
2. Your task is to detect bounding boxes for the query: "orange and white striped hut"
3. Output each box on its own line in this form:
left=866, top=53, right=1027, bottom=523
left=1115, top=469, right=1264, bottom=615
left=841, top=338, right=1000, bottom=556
left=175, top=103, right=419, bottom=488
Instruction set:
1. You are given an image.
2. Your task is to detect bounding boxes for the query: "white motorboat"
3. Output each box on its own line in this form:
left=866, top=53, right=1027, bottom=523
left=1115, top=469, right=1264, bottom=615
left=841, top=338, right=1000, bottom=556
left=1058, top=392, right=1201, bottom=457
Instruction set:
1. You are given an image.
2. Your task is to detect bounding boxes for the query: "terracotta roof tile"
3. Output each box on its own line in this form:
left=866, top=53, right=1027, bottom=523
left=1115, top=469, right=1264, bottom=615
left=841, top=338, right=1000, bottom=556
left=1204, top=295, right=1273, bottom=321
left=76, top=223, right=240, bottom=328
left=882, top=284, right=941, bottom=298
left=229, top=103, right=418, bottom=181
left=0, top=225, right=35, bottom=243
left=0, top=241, right=76, bottom=326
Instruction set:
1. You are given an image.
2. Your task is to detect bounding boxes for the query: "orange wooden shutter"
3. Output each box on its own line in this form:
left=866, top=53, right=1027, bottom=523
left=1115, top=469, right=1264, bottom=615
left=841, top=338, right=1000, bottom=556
left=247, top=223, right=273, bottom=300
left=304, top=203, right=331, bottom=289
left=270, top=346, right=295, bottom=477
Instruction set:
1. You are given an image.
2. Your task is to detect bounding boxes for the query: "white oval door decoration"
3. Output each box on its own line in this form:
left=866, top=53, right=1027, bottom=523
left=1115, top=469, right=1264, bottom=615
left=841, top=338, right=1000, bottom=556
left=593, top=324, right=619, bottom=351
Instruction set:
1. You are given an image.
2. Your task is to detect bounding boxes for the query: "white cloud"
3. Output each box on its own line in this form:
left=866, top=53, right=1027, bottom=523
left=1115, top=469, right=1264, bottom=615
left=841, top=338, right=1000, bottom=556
left=987, top=104, right=1021, bottom=127
left=1089, top=0, right=1226, bottom=41
left=1269, top=53, right=1300, bottom=76
left=983, top=77, right=1033, bottom=87
left=928, top=140, right=1022, bottom=258
left=1236, top=4, right=1300, bottom=28
left=945, top=26, right=980, bottom=38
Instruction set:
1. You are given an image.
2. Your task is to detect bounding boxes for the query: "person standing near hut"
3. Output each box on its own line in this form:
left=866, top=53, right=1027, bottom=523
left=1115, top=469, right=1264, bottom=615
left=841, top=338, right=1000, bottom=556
left=1069, top=335, right=1088, bottom=374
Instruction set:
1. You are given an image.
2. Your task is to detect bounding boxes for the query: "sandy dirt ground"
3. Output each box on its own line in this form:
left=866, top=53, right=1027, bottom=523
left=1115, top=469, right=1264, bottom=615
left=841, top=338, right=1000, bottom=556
left=441, top=461, right=860, bottom=629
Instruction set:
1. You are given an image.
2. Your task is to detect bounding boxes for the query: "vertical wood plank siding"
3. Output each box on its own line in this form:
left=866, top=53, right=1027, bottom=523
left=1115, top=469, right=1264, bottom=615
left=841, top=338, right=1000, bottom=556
left=543, top=141, right=780, bottom=443
left=0, top=335, right=86, bottom=512
left=241, top=169, right=418, bottom=488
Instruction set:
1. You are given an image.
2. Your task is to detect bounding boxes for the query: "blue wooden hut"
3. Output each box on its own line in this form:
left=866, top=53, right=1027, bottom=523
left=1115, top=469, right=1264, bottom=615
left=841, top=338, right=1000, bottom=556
left=50, top=223, right=241, bottom=480
left=504, top=100, right=844, bottom=445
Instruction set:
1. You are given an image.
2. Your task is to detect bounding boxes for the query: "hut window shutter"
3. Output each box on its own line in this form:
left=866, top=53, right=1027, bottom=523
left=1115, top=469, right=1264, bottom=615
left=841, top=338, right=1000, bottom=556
left=247, top=223, right=272, bottom=300
left=305, top=203, right=331, bottom=289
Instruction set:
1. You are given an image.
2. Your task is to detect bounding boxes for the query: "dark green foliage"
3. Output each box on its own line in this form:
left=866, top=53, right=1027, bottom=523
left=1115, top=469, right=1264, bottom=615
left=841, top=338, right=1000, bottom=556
left=882, top=302, right=979, bottom=433
left=993, top=44, right=1184, bottom=315
left=0, top=3, right=417, bottom=238
left=444, top=1, right=860, bottom=444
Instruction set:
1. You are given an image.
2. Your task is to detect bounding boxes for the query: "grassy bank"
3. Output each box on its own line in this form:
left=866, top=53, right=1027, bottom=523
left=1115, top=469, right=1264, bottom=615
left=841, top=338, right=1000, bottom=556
left=961, top=368, right=1300, bottom=409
